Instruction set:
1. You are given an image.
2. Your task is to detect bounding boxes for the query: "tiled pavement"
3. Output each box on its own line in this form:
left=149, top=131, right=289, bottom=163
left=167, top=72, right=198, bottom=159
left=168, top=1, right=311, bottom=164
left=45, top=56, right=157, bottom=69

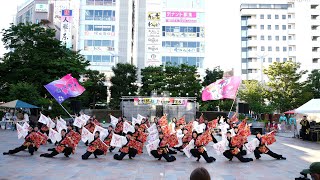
left=0, top=130, right=319, bottom=180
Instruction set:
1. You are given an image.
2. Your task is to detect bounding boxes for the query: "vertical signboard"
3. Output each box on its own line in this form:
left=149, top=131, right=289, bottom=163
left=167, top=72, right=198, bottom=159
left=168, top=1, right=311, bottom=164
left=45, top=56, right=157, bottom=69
left=60, top=9, right=73, bottom=49
left=145, top=0, right=162, bottom=67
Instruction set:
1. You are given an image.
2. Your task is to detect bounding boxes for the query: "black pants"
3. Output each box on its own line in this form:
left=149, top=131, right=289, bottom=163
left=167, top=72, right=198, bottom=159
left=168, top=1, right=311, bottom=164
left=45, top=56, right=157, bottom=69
left=82, top=149, right=104, bottom=160
left=114, top=148, right=138, bottom=160
left=7, top=145, right=34, bottom=155
left=300, top=130, right=309, bottom=140
left=109, top=146, right=115, bottom=152
left=254, top=149, right=283, bottom=159
left=150, top=150, right=176, bottom=162
left=223, top=150, right=253, bottom=163
left=190, top=149, right=215, bottom=163
left=41, top=147, right=72, bottom=158
left=168, top=148, right=177, bottom=154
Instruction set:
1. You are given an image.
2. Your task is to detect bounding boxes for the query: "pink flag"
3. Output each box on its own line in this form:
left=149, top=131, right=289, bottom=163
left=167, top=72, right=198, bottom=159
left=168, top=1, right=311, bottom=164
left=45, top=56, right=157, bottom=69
left=202, top=76, right=241, bottom=101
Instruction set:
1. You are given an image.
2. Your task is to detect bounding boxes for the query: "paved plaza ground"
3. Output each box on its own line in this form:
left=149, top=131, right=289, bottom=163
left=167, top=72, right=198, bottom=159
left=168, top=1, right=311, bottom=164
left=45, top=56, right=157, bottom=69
left=0, top=130, right=319, bottom=180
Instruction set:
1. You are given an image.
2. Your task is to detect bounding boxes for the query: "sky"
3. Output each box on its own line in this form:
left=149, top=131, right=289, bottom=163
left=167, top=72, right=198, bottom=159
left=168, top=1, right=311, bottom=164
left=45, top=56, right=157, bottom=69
left=0, top=0, right=23, bottom=57
left=0, top=0, right=241, bottom=74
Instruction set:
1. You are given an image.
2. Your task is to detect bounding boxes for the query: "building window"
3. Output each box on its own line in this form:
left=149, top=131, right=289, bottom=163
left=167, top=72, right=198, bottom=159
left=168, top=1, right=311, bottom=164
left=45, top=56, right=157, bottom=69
left=275, top=36, right=279, bottom=41
left=288, top=15, right=292, bottom=19
left=248, top=69, right=253, bottom=73
left=313, top=58, right=319, bottom=63
left=86, top=0, right=116, bottom=6
left=276, top=47, right=280, bottom=51
left=242, top=58, right=247, bottom=63
left=85, top=10, right=116, bottom=21
left=267, top=14, right=271, bottom=19
left=276, top=58, right=280, bottom=62
left=162, top=56, right=203, bottom=68
left=283, top=47, right=287, bottom=52
left=260, top=14, right=264, bottom=19
left=289, top=36, right=292, bottom=40
left=268, top=25, right=271, bottom=30
left=282, top=15, right=286, bottom=19
left=261, top=46, right=265, bottom=51
left=268, top=36, right=272, bottom=40
left=268, top=57, right=272, bottom=62
left=242, top=69, right=247, bottom=74
left=275, top=15, right=279, bottom=19
left=260, top=25, right=264, bottom=30
left=283, top=36, right=287, bottom=41
left=283, top=58, right=287, bottom=62
left=282, top=25, right=286, bottom=30
left=268, top=46, right=272, bottom=51
left=289, top=47, right=293, bottom=51
left=260, top=35, right=265, bottom=40
left=275, top=25, right=279, bottom=30
left=162, top=26, right=204, bottom=38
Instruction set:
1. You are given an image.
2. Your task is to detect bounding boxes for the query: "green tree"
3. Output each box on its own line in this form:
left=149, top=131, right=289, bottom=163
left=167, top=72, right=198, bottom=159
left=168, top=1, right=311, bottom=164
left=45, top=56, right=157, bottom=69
left=110, top=63, right=138, bottom=109
left=140, top=66, right=165, bottom=96
left=7, top=82, right=41, bottom=104
left=78, top=70, right=108, bottom=109
left=263, top=61, right=307, bottom=112
left=0, top=23, right=89, bottom=99
left=140, top=64, right=201, bottom=98
left=238, top=80, right=273, bottom=115
left=202, top=67, right=224, bottom=86
left=305, top=69, right=320, bottom=98
left=0, top=23, right=89, bottom=117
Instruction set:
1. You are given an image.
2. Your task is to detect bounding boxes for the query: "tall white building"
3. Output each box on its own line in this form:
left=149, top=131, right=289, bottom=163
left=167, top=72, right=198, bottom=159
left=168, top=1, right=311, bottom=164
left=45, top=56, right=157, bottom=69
left=78, top=0, right=133, bottom=78
left=240, top=0, right=320, bottom=81
left=134, top=0, right=206, bottom=79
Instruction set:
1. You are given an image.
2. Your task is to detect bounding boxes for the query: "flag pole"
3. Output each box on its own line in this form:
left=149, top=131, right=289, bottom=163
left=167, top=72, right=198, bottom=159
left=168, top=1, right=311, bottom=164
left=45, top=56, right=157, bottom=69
left=228, top=85, right=240, bottom=118
left=59, top=103, right=74, bottom=120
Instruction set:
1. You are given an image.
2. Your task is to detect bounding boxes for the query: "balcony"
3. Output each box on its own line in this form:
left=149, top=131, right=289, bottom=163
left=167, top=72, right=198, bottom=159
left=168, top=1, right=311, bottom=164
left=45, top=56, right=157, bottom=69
left=289, top=51, right=296, bottom=57
left=247, top=50, right=257, bottom=58
left=247, top=40, right=258, bottom=47
left=288, top=29, right=295, bottom=35
left=312, top=29, right=320, bottom=36
left=247, top=18, right=258, bottom=25
left=288, top=7, right=295, bottom=13
left=312, top=51, right=320, bottom=58
left=311, top=19, right=320, bottom=25
left=247, top=29, right=258, bottom=36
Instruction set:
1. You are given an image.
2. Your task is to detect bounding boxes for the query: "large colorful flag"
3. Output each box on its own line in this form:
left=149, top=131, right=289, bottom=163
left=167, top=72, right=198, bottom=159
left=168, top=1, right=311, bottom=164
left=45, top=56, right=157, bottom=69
left=202, top=76, right=241, bottom=101
left=44, top=74, right=85, bottom=104
left=110, top=134, right=127, bottom=148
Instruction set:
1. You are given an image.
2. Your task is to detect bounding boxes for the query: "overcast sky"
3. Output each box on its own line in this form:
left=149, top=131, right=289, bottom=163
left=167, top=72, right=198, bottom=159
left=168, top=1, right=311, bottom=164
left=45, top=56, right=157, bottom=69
left=0, top=0, right=241, bottom=74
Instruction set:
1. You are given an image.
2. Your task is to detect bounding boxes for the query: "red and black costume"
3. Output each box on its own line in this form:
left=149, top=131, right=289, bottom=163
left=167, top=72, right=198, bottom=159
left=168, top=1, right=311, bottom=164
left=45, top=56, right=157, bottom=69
left=114, top=134, right=142, bottom=160
left=150, top=137, right=176, bottom=162
left=190, top=130, right=217, bottom=163
left=104, top=129, right=115, bottom=152
left=254, top=132, right=286, bottom=160
left=82, top=137, right=108, bottom=160
left=114, top=120, right=124, bottom=135
left=3, top=130, right=42, bottom=155
left=223, top=135, right=253, bottom=163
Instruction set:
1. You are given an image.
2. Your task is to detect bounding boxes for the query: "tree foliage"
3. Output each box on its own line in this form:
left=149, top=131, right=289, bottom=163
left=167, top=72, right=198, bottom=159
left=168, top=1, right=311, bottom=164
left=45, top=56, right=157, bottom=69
left=78, top=70, right=108, bottom=109
left=263, top=61, right=308, bottom=112
left=238, top=80, right=273, bottom=114
left=305, top=69, right=320, bottom=99
left=140, top=64, right=201, bottom=98
left=0, top=23, right=89, bottom=116
left=110, top=63, right=138, bottom=109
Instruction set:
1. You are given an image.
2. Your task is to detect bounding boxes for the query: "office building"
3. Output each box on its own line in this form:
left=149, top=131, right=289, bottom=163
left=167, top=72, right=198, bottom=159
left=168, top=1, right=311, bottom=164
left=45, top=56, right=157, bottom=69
left=240, top=0, right=320, bottom=81
left=134, top=0, right=206, bottom=79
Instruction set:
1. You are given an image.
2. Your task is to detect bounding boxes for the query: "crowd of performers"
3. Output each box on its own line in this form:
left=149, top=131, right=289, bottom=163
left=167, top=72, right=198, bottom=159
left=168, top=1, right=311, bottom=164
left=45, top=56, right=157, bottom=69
left=3, top=113, right=286, bottom=163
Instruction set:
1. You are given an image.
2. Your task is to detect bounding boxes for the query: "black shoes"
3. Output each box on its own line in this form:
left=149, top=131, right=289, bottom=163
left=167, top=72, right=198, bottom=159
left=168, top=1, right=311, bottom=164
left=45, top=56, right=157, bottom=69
left=3, top=152, right=9, bottom=155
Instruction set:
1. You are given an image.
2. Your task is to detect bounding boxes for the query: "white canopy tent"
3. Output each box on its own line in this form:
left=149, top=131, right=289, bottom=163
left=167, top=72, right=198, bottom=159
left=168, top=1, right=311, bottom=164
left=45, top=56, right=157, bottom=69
left=295, top=99, right=320, bottom=114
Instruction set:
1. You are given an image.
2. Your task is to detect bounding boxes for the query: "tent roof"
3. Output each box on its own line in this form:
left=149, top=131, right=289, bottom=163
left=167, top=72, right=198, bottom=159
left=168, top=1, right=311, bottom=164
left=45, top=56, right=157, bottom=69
left=0, top=100, right=39, bottom=109
left=295, top=99, right=320, bottom=113
left=284, top=110, right=295, bottom=114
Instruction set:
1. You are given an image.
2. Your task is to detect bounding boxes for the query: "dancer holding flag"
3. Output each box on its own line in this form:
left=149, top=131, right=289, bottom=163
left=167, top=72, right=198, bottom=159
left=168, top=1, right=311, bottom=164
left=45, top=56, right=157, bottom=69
left=104, top=125, right=115, bottom=152
left=40, top=129, right=74, bottom=158
left=114, top=117, right=124, bottom=135
left=223, top=131, right=253, bottom=163
left=189, top=130, right=217, bottom=163
left=113, top=132, right=142, bottom=160
left=150, top=132, right=176, bottom=162
left=253, top=131, right=286, bottom=160
left=82, top=131, right=108, bottom=160
left=3, top=126, right=41, bottom=156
